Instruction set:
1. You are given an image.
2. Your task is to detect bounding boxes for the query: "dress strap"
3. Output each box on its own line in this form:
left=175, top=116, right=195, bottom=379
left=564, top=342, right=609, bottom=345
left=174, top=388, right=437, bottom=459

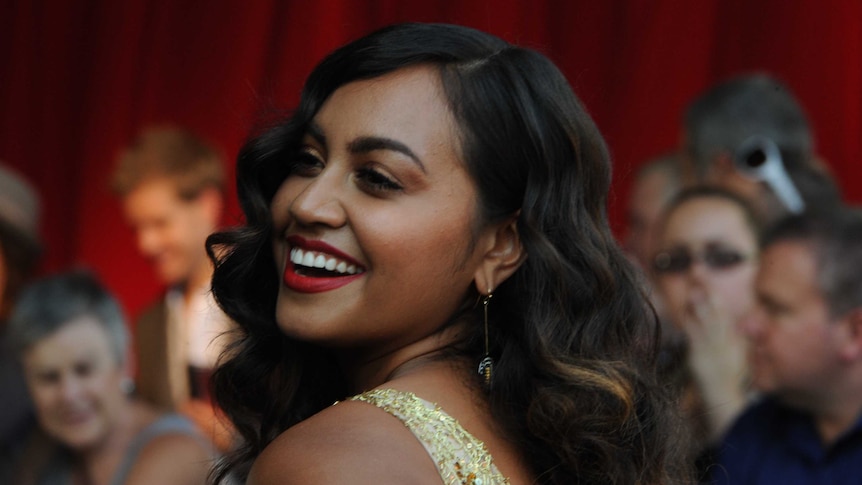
left=350, top=388, right=509, bottom=485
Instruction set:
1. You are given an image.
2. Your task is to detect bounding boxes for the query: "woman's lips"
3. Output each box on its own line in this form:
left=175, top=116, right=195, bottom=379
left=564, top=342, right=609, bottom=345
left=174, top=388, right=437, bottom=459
left=283, top=235, right=365, bottom=293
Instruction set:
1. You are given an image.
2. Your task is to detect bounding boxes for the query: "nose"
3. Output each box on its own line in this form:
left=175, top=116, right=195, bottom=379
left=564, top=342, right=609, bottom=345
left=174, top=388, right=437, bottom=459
left=58, top=375, right=83, bottom=403
left=685, top=257, right=710, bottom=284
left=287, top=172, right=347, bottom=229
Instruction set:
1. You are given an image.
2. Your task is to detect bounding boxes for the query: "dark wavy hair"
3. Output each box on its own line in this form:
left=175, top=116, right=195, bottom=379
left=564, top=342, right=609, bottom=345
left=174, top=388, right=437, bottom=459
left=208, top=22, right=686, bottom=484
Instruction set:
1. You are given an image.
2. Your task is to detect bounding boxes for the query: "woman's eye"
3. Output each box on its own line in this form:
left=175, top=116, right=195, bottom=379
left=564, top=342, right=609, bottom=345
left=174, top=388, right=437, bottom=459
left=355, top=167, right=403, bottom=192
left=290, top=150, right=324, bottom=177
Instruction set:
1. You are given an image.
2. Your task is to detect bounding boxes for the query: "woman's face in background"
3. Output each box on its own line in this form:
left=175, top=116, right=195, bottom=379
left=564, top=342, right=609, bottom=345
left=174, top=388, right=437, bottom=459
left=270, top=65, right=491, bottom=358
left=655, top=196, right=759, bottom=330
left=23, top=316, right=127, bottom=451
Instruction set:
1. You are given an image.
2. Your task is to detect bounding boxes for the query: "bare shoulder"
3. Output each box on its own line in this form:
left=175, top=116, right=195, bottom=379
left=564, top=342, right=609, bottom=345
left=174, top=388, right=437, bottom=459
left=248, top=400, right=441, bottom=485
left=124, top=432, right=213, bottom=485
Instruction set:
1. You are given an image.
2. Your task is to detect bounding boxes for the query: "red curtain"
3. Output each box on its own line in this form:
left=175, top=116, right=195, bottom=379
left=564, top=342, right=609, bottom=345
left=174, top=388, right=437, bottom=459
left=2, top=0, right=860, bottom=320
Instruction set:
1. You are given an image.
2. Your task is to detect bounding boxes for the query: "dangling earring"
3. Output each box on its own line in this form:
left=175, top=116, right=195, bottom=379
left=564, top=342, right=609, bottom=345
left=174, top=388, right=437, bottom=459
left=478, top=290, right=493, bottom=386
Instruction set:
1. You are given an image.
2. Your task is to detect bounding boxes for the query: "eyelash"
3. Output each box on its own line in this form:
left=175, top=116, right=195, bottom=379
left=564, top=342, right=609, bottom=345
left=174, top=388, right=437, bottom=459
left=290, top=150, right=404, bottom=193
left=291, top=152, right=324, bottom=176
left=355, top=167, right=403, bottom=192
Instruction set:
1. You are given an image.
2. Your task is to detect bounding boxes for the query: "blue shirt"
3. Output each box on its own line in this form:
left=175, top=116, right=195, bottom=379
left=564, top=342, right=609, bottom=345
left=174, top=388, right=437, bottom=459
left=713, top=398, right=862, bottom=485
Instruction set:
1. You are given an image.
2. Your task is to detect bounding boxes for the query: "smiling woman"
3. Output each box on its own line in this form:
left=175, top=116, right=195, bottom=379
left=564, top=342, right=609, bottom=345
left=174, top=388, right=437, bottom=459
left=6, top=271, right=213, bottom=485
left=207, top=22, right=688, bottom=485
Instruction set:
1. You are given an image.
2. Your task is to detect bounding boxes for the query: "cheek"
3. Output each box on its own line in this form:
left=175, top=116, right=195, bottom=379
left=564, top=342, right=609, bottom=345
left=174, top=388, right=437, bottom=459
left=93, top=368, right=123, bottom=393
left=170, top=217, right=198, bottom=248
left=713, top=269, right=756, bottom=308
left=372, top=227, right=465, bottom=284
left=28, top=383, right=58, bottom=414
left=185, top=206, right=215, bottom=236
left=361, top=210, right=476, bottom=301
left=657, top=276, right=688, bottom=309
left=771, top=333, right=824, bottom=379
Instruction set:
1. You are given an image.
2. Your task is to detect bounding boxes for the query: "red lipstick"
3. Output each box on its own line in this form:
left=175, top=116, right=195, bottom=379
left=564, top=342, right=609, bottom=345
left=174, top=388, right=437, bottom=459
left=282, top=236, right=365, bottom=293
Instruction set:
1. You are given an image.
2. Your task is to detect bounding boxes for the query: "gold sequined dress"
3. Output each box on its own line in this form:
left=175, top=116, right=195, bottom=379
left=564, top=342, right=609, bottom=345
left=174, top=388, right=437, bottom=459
left=349, top=388, right=510, bottom=485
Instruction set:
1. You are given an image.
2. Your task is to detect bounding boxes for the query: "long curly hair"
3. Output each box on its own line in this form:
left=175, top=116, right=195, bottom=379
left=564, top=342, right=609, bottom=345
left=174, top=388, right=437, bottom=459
left=208, top=22, right=687, bottom=484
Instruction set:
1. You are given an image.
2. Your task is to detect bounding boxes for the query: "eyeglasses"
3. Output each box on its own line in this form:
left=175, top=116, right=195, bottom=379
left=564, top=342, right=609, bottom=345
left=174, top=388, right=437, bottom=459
left=652, top=246, right=752, bottom=274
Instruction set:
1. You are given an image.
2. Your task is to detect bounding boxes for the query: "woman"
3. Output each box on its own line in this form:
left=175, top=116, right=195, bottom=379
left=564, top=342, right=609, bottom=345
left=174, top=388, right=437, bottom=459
left=652, top=186, right=760, bottom=479
left=7, top=271, right=213, bottom=485
left=208, top=23, right=685, bottom=484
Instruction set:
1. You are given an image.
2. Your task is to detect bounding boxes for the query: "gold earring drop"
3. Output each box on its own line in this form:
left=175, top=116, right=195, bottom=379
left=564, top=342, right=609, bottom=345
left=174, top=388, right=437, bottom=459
left=478, top=290, right=493, bottom=386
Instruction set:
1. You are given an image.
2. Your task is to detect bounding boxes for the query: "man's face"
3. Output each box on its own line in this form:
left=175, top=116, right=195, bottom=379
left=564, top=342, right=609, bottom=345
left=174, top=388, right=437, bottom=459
left=741, top=241, right=848, bottom=407
left=121, top=178, right=217, bottom=286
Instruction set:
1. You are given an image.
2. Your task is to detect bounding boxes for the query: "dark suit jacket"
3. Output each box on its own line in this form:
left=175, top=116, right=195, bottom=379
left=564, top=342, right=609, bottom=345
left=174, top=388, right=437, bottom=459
left=134, top=298, right=189, bottom=411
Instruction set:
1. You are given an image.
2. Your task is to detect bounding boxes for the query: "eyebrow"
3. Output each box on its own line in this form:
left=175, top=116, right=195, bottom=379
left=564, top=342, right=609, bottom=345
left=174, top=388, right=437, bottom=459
left=306, top=122, right=426, bottom=173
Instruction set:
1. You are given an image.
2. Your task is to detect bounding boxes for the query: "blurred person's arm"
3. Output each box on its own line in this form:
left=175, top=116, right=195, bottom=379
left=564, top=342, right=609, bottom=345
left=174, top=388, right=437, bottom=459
left=123, top=433, right=213, bottom=485
left=685, top=292, right=750, bottom=442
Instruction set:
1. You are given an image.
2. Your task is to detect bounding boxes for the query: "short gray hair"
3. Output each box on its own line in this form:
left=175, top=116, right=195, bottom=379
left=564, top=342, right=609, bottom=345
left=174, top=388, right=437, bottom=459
left=7, top=270, right=128, bottom=364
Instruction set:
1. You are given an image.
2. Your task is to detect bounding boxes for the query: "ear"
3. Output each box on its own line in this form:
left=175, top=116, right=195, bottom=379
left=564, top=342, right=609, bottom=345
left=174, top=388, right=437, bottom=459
left=473, top=215, right=526, bottom=295
left=837, top=308, right=862, bottom=363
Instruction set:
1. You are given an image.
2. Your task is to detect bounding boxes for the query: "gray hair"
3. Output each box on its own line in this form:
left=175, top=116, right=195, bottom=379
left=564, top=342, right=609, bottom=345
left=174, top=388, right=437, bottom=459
left=7, top=270, right=129, bottom=364
left=684, top=73, right=813, bottom=177
left=761, top=207, right=862, bottom=318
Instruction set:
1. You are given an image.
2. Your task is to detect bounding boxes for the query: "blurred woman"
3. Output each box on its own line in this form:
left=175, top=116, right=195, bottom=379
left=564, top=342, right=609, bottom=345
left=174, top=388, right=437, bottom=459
left=652, top=186, right=760, bottom=478
left=207, top=22, right=687, bottom=485
left=7, top=271, right=213, bottom=485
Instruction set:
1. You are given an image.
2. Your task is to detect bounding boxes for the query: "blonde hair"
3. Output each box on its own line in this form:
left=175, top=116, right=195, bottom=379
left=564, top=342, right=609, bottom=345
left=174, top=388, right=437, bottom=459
left=111, top=125, right=225, bottom=200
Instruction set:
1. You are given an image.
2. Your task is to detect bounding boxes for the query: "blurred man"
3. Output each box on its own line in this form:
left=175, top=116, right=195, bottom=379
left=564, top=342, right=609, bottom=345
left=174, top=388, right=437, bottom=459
left=111, top=126, right=233, bottom=449
left=682, top=74, right=841, bottom=222
left=715, top=208, right=862, bottom=484
left=0, top=162, right=42, bottom=482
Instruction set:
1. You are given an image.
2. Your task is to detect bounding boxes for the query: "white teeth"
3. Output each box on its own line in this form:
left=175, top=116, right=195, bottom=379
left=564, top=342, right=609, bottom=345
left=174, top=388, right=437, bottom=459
left=302, top=252, right=315, bottom=267
left=289, top=247, right=363, bottom=275
left=313, top=255, right=326, bottom=268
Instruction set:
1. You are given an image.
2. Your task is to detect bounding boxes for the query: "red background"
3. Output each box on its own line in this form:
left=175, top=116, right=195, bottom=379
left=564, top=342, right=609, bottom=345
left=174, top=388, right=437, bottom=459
left=2, top=0, right=860, bottom=321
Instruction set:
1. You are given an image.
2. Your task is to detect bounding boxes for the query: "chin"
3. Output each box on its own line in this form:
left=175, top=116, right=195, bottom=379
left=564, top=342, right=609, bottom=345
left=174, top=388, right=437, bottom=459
left=749, top=371, right=775, bottom=395
left=49, top=419, right=106, bottom=451
left=275, top=319, right=333, bottom=345
left=56, top=430, right=103, bottom=451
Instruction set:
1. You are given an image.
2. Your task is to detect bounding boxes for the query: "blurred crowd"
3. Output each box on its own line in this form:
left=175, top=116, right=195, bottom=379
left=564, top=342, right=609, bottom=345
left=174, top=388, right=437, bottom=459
left=624, top=74, right=861, bottom=484
left=1, top=127, right=232, bottom=484
left=1, top=71, right=861, bottom=484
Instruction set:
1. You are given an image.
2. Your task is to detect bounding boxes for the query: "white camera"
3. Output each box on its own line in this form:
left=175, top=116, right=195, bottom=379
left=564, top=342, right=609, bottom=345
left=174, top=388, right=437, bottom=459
left=734, top=135, right=805, bottom=214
